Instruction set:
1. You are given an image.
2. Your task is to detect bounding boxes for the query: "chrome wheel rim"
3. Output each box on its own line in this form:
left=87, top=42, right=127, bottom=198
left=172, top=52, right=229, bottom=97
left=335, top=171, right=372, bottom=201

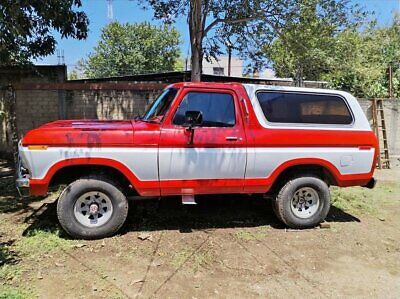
left=290, top=187, right=320, bottom=219
left=74, top=191, right=113, bottom=227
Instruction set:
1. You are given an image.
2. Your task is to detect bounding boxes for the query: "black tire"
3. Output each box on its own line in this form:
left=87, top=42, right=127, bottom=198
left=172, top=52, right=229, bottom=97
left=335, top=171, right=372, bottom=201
left=57, top=176, right=129, bottom=239
left=273, top=176, right=330, bottom=229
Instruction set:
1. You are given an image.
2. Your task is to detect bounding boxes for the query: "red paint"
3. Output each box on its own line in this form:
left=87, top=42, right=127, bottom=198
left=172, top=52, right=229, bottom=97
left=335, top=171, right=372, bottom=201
left=22, top=82, right=378, bottom=197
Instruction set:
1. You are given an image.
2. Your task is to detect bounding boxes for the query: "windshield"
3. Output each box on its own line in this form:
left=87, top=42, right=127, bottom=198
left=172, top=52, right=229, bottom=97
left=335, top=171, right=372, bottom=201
left=142, top=88, right=178, bottom=122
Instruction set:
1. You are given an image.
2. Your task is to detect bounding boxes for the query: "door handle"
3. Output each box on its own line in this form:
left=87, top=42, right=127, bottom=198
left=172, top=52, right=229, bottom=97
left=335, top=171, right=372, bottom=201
left=226, top=136, right=238, bottom=141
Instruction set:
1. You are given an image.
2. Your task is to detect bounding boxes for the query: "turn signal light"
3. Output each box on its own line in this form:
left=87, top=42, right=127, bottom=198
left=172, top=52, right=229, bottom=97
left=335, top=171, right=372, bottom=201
left=28, top=145, right=48, bottom=150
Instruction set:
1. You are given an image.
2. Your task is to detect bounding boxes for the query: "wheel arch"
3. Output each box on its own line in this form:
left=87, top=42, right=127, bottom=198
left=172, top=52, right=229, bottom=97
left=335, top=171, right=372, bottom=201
left=267, top=158, right=340, bottom=194
left=44, top=158, right=142, bottom=195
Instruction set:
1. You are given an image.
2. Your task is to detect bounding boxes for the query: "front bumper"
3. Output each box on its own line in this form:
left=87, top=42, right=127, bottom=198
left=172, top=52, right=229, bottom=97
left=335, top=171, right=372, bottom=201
left=16, top=176, right=30, bottom=197
left=16, top=177, right=29, bottom=188
left=16, top=152, right=31, bottom=197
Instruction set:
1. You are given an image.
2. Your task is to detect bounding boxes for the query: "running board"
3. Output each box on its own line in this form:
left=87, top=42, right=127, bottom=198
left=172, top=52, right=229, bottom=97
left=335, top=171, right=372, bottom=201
left=182, top=195, right=196, bottom=205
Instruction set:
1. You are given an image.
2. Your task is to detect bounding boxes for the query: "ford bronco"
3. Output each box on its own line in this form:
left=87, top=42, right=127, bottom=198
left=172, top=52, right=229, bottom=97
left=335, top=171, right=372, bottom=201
left=16, top=82, right=378, bottom=239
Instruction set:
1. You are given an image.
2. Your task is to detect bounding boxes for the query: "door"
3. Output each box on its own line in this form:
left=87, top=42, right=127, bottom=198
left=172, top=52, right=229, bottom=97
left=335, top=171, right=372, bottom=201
left=158, top=88, right=247, bottom=195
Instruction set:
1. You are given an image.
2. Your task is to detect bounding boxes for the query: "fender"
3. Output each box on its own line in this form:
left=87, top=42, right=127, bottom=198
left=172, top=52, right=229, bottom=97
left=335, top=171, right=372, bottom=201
left=244, top=157, right=374, bottom=193
left=29, top=157, right=160, bottom=196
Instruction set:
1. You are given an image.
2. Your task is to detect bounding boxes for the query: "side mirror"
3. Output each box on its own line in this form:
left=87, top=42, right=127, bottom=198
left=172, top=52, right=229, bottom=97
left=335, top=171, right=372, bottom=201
left=184, top=111, right=203, bottom=128
left=183, top=111, right=202, bottom=145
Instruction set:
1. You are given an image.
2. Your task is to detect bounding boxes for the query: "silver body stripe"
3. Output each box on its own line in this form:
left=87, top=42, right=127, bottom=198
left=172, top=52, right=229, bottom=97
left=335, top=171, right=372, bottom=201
left=19, top=146, right=374, bottom=181
left=159, top=148, right=247, bottom=180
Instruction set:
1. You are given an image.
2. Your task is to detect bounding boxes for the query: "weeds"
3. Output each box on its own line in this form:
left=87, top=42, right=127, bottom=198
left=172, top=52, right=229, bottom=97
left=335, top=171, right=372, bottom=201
left=330, top=183, right=397, bottom=216
left=235, top=229, right=267, bottom=241
left=16, top=229, right=72, bottom=257
left=172, top=248, right=214, bottom=272
left=0, top=285, right=34, bottom=299
left=0, top=264, right=23, bottom=282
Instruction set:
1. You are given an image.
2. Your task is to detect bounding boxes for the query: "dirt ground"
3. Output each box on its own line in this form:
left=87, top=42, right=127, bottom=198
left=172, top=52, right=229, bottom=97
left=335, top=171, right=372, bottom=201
left=0, top=159, right=399, bottom=298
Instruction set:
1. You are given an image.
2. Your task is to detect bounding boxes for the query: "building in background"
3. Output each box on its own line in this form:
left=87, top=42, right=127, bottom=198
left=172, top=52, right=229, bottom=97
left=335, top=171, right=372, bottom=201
left=202, top=56, right=243, bottom=77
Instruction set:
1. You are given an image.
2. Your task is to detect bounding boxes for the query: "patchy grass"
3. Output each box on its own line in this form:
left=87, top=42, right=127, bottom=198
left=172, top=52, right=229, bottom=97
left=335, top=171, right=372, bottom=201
left=0, top=264, right=23, bottom=282
left=235, top=229, right=267, bottom=241
left=0, top=285, right=35, bottom=299
left=331, top=183, right=397, bottom=216
left=331, top=187, right=375, bottom=215
left=16, top=229, right=72, bottom=257
left=172, top=248, right=215, bottom=272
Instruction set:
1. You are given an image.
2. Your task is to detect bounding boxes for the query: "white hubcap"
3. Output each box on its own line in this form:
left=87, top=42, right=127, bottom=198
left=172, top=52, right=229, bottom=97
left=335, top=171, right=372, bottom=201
left=290, top=187, right=320, bottom=219
left=74, top=191, right=113, bottom=227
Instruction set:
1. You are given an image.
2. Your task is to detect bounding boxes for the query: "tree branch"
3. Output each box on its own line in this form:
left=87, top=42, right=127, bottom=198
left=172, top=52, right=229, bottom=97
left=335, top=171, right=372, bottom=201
left=203, top=16, right=260, bottom=36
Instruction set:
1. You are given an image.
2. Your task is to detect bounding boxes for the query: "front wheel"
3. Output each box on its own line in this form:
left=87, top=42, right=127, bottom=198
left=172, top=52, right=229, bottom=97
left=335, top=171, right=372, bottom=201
left=273, top=176, right=330, bottom=229
left=57, top=176, right=129, bottom=239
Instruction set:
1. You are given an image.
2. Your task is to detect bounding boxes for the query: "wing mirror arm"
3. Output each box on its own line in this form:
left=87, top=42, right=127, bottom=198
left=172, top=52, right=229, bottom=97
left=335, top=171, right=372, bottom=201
left=183, top=111, right=203, bottom=145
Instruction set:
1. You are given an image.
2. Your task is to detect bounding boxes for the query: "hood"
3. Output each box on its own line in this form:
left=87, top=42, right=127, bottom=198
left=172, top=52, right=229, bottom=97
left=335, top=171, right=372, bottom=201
left=22, top=120, right=134, bottom=147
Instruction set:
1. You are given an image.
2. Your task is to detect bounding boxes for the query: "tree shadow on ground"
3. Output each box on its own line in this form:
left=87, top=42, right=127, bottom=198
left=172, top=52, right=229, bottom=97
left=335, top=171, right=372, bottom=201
left=21, top=194, right=360, bottom=238
left=0, top=239, right=20, bottom=267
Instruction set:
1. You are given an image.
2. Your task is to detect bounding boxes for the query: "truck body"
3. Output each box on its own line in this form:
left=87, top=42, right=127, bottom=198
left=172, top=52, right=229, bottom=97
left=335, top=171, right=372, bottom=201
left=16, top=82, right=378, bottom=239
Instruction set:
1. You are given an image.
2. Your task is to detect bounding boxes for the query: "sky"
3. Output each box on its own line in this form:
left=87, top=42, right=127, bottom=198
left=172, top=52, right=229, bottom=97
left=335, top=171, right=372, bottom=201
left=36, top=0, right=400, bottom=70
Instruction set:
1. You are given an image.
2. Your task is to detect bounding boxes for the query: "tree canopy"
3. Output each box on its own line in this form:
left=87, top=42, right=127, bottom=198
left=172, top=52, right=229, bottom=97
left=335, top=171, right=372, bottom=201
left=138, top=0, right=299, bottom=81
left=263, top=0, right=364, bottom=85
left=137, top=0, right=360, bottom=81
left=266, top=6, right=400, bottom=98
left=323, top=17, right=400, bottom=98
left=0, top=0, right=88, bottom=65
left=81, top=22, right=181, bottom=78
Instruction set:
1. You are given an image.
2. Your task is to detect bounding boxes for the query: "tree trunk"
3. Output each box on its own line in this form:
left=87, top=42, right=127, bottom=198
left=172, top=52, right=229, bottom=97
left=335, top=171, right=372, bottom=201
left=294, top=64, right=304, bottom=87
left=189, top=0, right=204, bottom=82
left=5, top=85, right=19, bottom=180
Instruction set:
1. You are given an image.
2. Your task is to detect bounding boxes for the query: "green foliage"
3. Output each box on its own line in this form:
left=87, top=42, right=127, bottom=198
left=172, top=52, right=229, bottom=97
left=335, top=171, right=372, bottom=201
left=68, top=70, right=79, bottom=80
left=0, top=0, right=88, bottom=65
left=138, top=0, right=303, bottom=80
left=323, top=16, right=400, bottom=98
left=82, top=22, right=181, bottom=78
left=264, top=0, right=363, bottom=85
left=0, top=264, right=23, bottom=282
left=17, top=229, right=71, bottom=257
left=0, top=286, right=34, bottom=299
left=266, top=1, right=400, bottom=98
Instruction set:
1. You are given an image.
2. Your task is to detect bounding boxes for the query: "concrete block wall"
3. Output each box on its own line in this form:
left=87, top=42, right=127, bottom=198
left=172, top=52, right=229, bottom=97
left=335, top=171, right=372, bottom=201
left=16, top=90, right=60, bottom=134
left=0, top=66, right=66, bottom=154
left=66, top=90, right=159, bottom=120
left=0, top=65, right=398, bottom=161
left=358, top=99, right=400, bottom=160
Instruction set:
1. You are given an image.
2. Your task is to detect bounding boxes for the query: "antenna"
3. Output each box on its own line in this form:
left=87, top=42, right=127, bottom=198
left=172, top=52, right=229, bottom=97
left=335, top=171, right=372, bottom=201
left=107, top=0, right=114, bottom=22
left=56, top=49, right=65, bottom=65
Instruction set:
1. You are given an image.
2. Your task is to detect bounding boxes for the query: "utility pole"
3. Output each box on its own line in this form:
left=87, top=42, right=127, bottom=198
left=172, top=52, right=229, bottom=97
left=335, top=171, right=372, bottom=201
left=107, top=0, right=114, bottom=23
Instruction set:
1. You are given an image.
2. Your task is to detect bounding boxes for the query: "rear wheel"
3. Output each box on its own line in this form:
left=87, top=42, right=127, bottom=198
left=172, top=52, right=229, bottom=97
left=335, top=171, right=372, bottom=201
left=273, top=176, right=330, bottom=228
left=57, top=176, right=129, bottom=239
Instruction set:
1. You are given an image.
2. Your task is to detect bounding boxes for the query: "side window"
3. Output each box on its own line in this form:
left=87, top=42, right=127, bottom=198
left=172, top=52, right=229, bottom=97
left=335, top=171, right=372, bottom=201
left=256, top=92, right=353, bottom=125
left=173, top=92, right=235, bottom=127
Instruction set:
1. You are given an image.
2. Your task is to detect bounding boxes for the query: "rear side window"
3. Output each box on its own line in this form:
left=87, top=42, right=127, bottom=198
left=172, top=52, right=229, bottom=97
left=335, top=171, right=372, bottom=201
left=256, top=92, right=353, bottom=125
left=173, top=92, right=235, bottom=127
